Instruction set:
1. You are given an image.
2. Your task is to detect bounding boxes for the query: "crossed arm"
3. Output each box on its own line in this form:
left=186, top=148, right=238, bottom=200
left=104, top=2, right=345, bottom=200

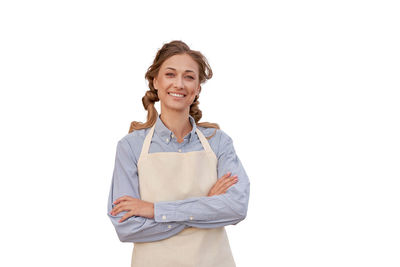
left=107, top=132, right=250, bottom=243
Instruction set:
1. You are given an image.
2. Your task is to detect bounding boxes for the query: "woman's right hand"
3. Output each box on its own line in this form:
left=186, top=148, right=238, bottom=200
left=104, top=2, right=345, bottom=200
left=207, top=172, right=238, bottom=196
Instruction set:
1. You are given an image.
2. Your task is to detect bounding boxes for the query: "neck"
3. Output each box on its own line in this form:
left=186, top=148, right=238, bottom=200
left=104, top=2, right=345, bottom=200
left=159, top=109, right=192, bottom=140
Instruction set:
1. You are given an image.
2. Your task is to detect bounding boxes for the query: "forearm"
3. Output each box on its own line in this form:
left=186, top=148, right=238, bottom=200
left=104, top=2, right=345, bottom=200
left=153, top=180, right=250, bottom=228
left=108, top=209, right=188, bottom=243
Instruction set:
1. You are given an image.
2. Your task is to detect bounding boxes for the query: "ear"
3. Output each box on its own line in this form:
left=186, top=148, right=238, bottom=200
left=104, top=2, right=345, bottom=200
left=153, top=77, right=158, bottom=89
left=196, top=84, right=201, bottom=96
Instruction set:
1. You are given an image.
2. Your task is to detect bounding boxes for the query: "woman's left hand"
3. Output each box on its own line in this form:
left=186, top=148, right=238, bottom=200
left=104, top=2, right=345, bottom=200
left=110, top=196, right=154, bottom=223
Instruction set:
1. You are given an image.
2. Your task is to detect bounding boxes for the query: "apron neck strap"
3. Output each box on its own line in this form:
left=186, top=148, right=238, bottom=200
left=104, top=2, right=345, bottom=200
left=140, top=123, right=156, bottom=156
left=140, top=123, right=214, bottom=156
left=195, top=127, right=214, bottom=153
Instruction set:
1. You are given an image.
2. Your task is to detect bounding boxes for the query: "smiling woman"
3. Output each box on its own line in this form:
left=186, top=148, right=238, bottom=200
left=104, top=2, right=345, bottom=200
left=107, top=40, right=250, bottom=267
left=129, top=40, right=219, bottom=137
left=153, top=54, right=200, bottom=114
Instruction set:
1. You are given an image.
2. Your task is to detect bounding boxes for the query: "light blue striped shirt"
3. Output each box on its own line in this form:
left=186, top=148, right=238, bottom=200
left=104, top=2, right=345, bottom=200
left=107, top=114, right=250, bottom=243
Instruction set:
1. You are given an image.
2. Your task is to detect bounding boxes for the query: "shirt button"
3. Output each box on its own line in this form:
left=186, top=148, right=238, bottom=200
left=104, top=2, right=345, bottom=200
left=162, top=215, right=167, bottom=220
left=178, top=149, right=182, bottom=152
left=189, top=216, right=194, bottom=220
left=168, top=225, right=172, bottom=229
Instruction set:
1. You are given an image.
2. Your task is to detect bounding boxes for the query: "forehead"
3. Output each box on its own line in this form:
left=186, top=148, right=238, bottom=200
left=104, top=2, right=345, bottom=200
left=160, top=54, right=199, bottom=74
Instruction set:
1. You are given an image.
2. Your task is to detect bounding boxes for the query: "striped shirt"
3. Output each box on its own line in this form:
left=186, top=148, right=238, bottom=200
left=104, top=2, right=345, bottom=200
left=107, top=114, right=250, bottom=242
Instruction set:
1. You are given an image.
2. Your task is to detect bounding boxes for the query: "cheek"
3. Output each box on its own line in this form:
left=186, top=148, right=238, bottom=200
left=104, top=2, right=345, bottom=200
left=189, top=85, right=199, bottom=95
left=157, top=77, right=170, bottom=88
left=186, top=91, right=196, bottom=99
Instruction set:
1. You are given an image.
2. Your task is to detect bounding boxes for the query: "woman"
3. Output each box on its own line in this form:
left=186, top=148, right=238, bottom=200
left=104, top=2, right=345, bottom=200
left=107, top=40, right=250, bottom=267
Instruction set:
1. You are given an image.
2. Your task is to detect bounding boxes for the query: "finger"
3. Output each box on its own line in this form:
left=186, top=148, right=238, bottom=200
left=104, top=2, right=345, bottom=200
left=217, top=178, right=238, bottom=195
left=223, top=178, right=238, bottom=191
left=219, top=172, right=231, bottom=180
left=215, top=172, right=231, bottom=184
left=111, top=206, right=120, bottom=215
left=119, top=213, right=130, bottom=223
left=113, top=196, right=127, bottom=205
left=112, top=202, right=128, bottom=215
left=208, top=172, right=233, bottom=196
left=113, top=195, right=134, bottom=204
left=111, top=202, right=122, bottom=212
left=215, top=175, right=237, bottom=192
left=213, top=173, right=232, bottom=190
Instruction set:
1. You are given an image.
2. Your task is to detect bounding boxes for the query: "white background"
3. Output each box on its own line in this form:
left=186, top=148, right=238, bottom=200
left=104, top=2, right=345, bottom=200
left=1, top=0, right=399, bottom=266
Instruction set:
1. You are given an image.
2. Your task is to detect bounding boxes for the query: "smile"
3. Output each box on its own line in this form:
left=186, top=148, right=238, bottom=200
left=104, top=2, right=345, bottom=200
left=168, top=92, right=186, bottom=98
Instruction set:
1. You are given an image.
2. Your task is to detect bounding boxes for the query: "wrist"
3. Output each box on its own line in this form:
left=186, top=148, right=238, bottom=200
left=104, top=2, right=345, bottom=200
left=150, top=202, right=155, bottom=219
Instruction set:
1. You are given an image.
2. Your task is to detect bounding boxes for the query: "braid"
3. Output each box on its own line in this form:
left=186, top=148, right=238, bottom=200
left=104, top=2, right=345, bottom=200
left=142, top=89, right=159, bottom=110
left=128, top=89, right=159, bottom=133
left=190, top=91, right=220, bottom=140
left=189, top=95, right=202, bottom=123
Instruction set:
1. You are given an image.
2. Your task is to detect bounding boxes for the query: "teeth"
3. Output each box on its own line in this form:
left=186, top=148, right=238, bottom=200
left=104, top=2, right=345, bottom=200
left=169, top=92, right=185, bottom=98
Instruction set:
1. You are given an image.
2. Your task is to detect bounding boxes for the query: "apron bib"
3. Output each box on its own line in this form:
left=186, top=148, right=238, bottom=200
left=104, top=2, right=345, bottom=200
left=131, top=123, right=236, bottom=267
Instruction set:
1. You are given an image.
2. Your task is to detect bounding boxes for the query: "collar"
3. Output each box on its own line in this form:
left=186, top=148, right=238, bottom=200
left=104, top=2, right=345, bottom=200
left=155, top=114, right=197, bottom=144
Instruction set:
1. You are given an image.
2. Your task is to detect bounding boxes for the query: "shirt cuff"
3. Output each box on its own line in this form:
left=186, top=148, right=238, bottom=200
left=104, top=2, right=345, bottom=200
left=154, top=201, right=176, bottom=222
left=154, top=201, right=197, bottom=223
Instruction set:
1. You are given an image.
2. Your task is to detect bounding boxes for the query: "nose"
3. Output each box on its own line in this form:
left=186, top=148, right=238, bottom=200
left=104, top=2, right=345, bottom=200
left=174, top=75, right=184, bottom=89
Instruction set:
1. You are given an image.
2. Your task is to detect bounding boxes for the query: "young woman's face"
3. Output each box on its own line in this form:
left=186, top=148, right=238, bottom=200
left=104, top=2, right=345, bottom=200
left=153, top=54, right=200, bottom=114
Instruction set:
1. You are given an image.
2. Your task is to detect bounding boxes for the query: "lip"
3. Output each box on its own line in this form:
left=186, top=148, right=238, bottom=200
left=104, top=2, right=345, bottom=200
left=168, top=92, right=186, bottom=98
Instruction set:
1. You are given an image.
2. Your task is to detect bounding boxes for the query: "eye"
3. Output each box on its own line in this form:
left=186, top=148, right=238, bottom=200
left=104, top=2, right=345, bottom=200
left=166, top=73, right=174, bottom=77
left=186, top=76, right=194, bottom=80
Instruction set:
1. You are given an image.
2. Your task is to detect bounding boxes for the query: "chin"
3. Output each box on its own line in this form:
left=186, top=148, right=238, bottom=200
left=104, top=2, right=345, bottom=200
left=163, top=103, right=191, bottom=112
left=170, top=106, right=190, bottom=112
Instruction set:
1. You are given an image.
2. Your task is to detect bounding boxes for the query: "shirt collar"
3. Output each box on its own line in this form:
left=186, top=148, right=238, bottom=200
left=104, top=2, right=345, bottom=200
left=155, top=114, right=197, bottom=144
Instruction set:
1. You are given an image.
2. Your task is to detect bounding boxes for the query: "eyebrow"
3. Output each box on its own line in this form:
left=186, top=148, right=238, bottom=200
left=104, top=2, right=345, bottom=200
left=165, top=67, right=196, bottom=74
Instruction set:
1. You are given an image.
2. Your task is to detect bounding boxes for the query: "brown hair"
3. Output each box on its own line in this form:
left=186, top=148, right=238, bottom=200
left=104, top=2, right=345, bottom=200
left=128, top=40, right=219, bottom=139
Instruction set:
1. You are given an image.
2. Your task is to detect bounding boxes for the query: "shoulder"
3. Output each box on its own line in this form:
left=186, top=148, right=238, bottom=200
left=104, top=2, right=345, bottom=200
left=197, top=126, right=232, bottom=142
left=117, top=127, right=151, bottom=160
left=197, top=126, right=233, bottom=158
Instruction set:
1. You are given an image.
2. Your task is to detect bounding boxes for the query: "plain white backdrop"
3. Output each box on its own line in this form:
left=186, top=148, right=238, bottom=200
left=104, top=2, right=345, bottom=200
left=1, top=0, right=399, bottom=266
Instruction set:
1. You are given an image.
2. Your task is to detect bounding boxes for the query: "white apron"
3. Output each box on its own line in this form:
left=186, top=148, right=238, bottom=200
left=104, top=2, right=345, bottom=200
left=131, top=123, right=236, bottom=267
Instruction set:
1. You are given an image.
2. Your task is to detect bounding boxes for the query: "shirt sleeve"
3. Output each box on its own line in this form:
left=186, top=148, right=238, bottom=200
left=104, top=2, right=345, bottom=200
left=153, top=130, right=250, bottom=228
left=107, top=138, right=188, bottom=243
